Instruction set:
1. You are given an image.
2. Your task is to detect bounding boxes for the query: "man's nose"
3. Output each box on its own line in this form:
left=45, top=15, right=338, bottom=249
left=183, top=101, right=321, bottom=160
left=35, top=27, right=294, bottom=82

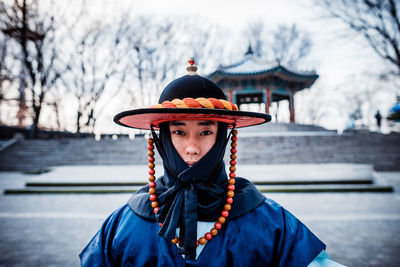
left=185, top=136, right=200, bottom=155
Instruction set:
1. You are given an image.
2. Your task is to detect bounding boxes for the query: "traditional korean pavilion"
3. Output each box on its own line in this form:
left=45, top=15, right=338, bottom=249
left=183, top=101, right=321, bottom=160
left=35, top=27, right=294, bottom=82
left=208, top=48, right=318, bottom=123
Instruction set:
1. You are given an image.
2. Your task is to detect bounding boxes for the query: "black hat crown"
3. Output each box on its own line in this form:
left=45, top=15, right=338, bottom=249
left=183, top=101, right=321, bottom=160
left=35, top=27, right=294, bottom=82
left=159, top=75, right=227, bottom=103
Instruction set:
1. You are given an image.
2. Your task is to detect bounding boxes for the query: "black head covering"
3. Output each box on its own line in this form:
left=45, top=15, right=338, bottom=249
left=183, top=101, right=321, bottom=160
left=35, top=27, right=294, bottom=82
left=158, top=75, right=226, bottom=102
left=128, top=121, right=265, bottom=260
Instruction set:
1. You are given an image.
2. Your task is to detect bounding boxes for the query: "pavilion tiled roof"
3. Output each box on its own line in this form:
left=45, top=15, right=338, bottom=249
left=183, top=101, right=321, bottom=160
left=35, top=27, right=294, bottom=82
left=216, top=55, right=279, bottom=75
left=208, top=55, right=318, bottom=87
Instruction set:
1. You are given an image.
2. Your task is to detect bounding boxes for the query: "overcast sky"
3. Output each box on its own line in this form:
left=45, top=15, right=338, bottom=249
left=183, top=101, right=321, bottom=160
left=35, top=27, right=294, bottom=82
left=126, top=0, right=388, bottom=82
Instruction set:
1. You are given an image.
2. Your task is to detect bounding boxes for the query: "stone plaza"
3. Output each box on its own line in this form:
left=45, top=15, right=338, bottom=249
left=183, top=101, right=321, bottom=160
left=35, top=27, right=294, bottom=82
left=0, top=166, right=399, bottom=266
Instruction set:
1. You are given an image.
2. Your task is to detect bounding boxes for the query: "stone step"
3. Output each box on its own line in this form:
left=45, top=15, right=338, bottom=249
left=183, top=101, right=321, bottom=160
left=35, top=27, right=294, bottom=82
left=25, top=178, right=374, bottom=187
left=22, top=164, right=376, bottom=183
left=3, top=184, right=393, bottom=194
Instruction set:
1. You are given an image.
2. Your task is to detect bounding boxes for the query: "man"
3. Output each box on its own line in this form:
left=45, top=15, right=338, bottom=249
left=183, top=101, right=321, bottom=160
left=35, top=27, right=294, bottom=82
left=80, top=59, right=344, bottom=266
left=375, top=110, right=382, bottom=132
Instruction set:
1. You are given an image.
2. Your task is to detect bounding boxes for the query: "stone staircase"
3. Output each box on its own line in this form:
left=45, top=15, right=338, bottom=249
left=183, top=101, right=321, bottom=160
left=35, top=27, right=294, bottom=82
left=3, top=164, right=394, bottom=194
left=237, top=132, right=400, bottom=170
left=0, top=131, right=399, bottom=172
left=239, top=122, right=333, bottom=132
left=0, top=138, right=147, bottom=171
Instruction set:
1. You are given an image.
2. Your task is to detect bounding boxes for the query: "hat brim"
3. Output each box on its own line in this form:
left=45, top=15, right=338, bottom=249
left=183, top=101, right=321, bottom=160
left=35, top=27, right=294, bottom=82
left=114, top=108, right=271, bottom=130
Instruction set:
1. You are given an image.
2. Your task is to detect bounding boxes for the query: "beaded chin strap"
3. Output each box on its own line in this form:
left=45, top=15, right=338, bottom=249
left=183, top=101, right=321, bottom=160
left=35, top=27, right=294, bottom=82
left=146, top=127, right=238, bottom=247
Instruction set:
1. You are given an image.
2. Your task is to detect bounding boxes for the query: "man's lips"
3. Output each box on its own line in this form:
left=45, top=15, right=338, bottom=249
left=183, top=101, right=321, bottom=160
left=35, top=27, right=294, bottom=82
left=185, top=161, right=197, bottom=166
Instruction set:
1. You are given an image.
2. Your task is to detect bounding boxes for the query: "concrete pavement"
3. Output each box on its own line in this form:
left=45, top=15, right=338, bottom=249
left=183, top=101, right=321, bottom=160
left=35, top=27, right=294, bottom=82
left=0, top=167, right=399, bottom=266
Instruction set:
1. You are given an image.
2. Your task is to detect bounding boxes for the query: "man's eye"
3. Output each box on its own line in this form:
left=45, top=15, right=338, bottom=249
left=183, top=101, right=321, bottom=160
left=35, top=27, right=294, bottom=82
left=172, top=130, right=185, bottom=135
left=200, top=130, right=213, bottom=136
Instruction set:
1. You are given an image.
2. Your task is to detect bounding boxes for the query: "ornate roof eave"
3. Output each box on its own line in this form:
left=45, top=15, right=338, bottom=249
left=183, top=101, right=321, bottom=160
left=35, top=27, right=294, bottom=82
left=208, top=65, right=319, bottom=89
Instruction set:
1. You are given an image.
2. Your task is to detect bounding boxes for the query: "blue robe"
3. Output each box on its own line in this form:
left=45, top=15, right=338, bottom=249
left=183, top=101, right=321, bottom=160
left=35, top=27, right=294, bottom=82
left=80, top=198, right=325, bottom=266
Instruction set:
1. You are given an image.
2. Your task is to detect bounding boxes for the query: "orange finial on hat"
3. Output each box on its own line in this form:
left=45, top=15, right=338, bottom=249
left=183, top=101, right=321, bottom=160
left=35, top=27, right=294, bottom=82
left=186, top=57, right=198, bottom=75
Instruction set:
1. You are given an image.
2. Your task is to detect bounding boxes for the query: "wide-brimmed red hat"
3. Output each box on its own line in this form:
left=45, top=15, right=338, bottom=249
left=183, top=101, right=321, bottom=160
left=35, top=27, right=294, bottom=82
left=114, top=59, right=271, bottom=129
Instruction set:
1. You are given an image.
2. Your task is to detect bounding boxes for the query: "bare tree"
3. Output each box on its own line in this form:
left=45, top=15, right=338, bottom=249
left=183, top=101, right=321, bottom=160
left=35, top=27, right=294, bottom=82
left=0, top=0, right=70, bottom=137
left=244, top=21, right=312, bottom=68
left=270, top=24, right=312, bottom=68
left=44, top=86, right=65, bottom=130
left=62, top=21, right=130, bottom=134
left=0, top=5, right=27, bottom=126
left=123, top=16, right=232, bottom=110
left=315, top=0, right=400, bottom=76
left=79, top=15, right=231, bottom=135
left=123, top=17, right=184, bottom=108
left=60, top=14, right=232, bottom=134
left=295, top=85, right=330, bottom=126
left=0, top=35, right=13, bottom=97
left=0, top=33, right=16, bottom=124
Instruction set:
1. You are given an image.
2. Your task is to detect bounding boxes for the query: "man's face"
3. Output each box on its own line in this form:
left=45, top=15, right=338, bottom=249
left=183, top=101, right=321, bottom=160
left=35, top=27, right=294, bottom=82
left=169, top=120, right=218, bottom=167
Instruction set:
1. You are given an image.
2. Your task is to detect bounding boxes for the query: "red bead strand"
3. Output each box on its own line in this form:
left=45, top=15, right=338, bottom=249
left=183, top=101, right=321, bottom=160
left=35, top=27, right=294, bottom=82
left=147, top=129, right=238, bottom=247
left=147, top=138, right=159, bottom=215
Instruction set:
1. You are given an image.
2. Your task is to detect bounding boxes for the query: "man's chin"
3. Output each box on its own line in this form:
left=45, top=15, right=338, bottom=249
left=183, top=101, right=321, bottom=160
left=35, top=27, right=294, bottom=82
left=185, top=161, right=196, bottom=166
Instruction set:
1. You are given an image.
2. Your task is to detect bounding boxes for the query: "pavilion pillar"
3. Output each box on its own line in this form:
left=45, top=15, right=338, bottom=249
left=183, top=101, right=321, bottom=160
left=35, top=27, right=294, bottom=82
left=228, top=89, right=233, bottom=103
left=289, top=90, right=295, bottom=123
left=265, top=88, right=271, bottom=114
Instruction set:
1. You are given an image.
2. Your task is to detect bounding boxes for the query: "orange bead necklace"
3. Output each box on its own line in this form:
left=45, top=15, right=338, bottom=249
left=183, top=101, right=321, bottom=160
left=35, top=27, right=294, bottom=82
left=147, top=129, right=238, bottom=247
